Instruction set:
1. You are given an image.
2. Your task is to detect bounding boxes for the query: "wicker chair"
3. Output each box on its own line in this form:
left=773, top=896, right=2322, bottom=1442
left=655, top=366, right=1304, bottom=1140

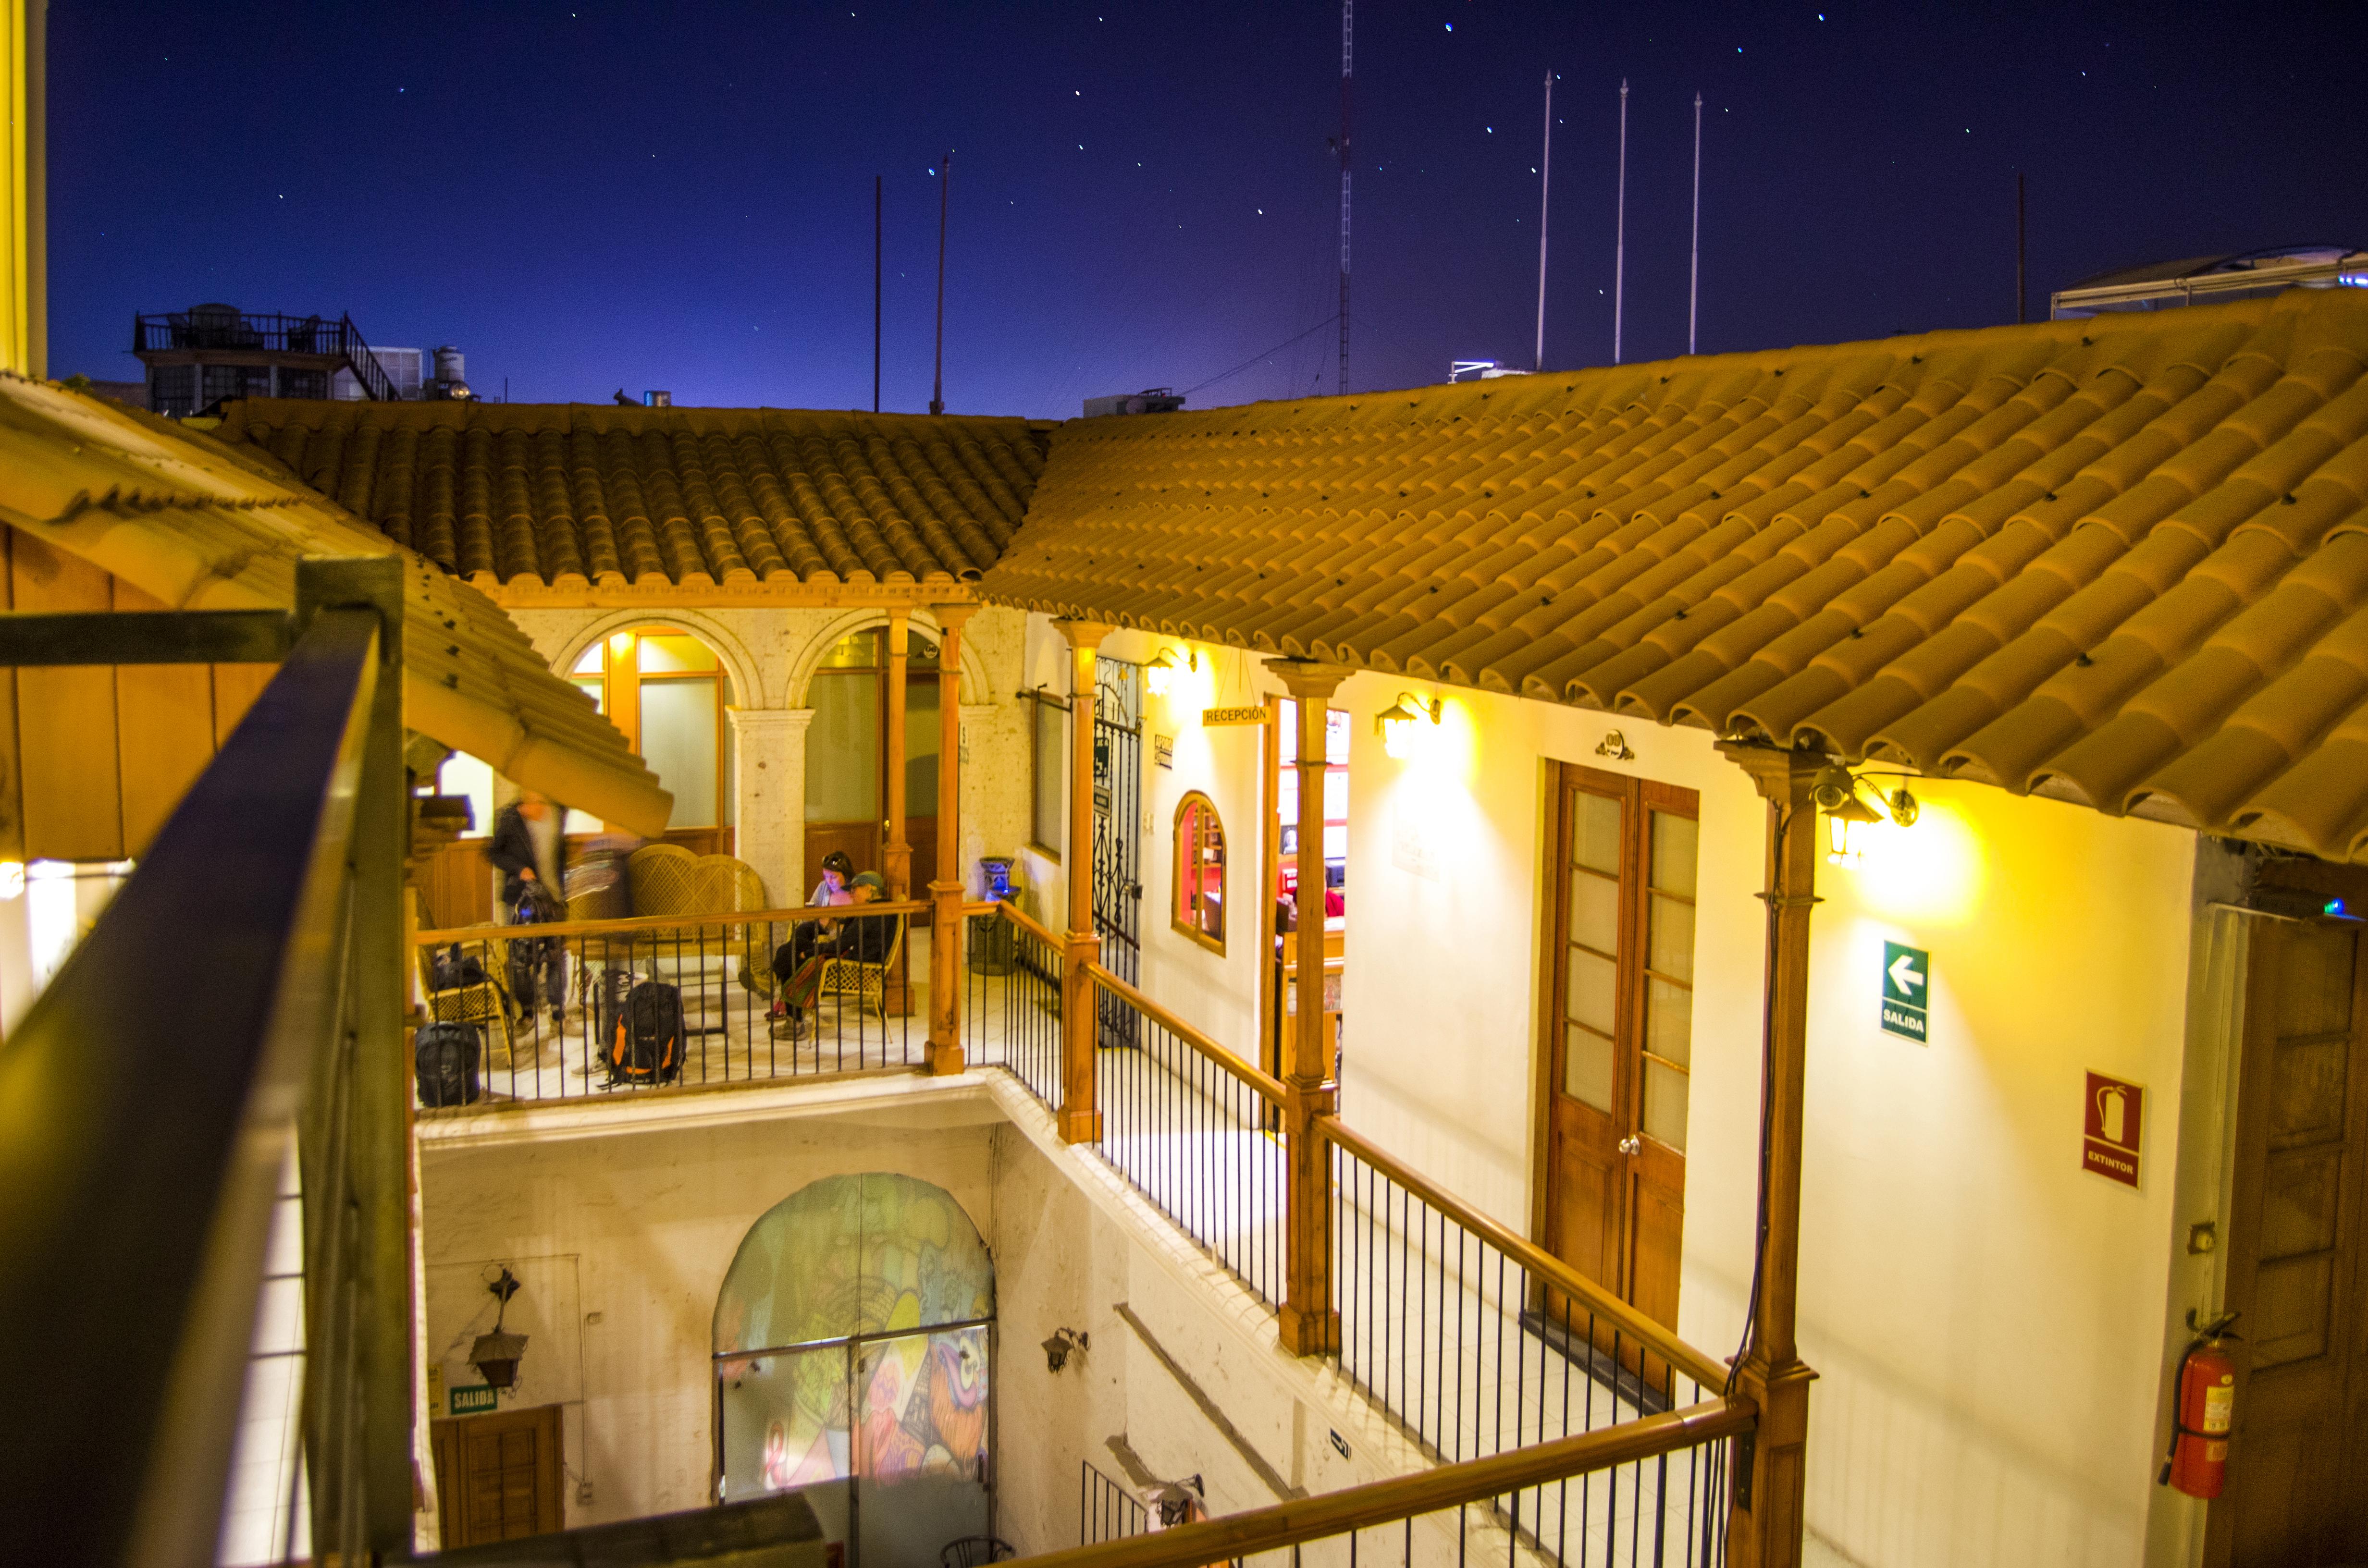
left=818, top=914, right=906, bottom=1023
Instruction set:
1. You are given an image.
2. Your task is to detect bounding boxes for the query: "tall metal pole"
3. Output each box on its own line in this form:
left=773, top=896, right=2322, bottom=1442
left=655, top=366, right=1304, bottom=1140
left=1534, top=72, right=1553, bottom=372
left=874, top=174, right=883, bottom=414
left=1614, top=79, right=1629, bottom=365
left=930, top=153, right=951, bottom=416
left=1337, top=0, right=1353, bottom=396
left=1689, top=91, right=1703, bottom=355
left=2016, top=172, right=2028, bottom=324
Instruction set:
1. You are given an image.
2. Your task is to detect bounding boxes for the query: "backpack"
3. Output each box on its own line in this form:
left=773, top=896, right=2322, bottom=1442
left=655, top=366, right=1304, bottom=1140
left=429, top=943, right=489, bottom=992
left=592, top=967, right=634, bottom=1056
left=415, top=1022, right=482, bottom=1107
left=606, top=979, right=684, bottom=1086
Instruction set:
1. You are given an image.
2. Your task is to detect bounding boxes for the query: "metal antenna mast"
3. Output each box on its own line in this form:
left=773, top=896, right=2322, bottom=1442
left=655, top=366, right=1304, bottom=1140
left=874, top=174, right=883, bottom=413
left=930, top=152, right=951, bottom=416
left=1337, top=0, right=1353, bottom=396
left=1613, top=78, right=1629, bottom=365
left=1689, top=92, right=1702, bottom=355
left=1535, top=71, right=1553, bottom=372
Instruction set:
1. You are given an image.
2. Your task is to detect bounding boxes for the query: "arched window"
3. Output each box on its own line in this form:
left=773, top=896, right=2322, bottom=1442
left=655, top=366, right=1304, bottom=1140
left=1174, top=792, right=1226, bottom=952
left=713, top=1174, right=994, bottom=1559
left=569, top=627, right=736, bottom=829
left=803, top=625, right=944, bottom=887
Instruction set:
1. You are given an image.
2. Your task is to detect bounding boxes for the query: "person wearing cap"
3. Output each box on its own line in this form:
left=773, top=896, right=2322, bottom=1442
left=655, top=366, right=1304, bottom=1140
left=771, top=873, right=897, bottom=1037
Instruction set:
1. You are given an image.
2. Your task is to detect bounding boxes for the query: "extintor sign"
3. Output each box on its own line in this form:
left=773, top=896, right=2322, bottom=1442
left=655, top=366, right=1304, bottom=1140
left=2083, top=1071, right=2144, bottom=1188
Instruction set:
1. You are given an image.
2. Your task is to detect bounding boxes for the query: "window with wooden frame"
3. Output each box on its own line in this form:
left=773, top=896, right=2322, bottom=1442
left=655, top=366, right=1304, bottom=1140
left=1173, top=792, right=1227, bottom=951
left=569, top=626, right=735, bottom=829
left=1028, top=689, right=1068, bottom=859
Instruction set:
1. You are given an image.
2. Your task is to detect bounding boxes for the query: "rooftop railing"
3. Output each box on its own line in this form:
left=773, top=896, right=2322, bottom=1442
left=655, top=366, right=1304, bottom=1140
left=132, top=308, right=399, bottom=401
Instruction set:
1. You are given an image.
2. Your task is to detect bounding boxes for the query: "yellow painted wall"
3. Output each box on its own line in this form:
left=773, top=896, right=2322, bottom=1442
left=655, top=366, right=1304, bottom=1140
left=0, top=0, right=43, bottom=380
left=1339, top=678, right=2201, bottom=1568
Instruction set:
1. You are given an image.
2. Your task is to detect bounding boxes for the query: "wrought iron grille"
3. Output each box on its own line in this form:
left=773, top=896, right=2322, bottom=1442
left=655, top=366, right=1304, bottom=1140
left=1092, top=657, right=1144, bottom=1050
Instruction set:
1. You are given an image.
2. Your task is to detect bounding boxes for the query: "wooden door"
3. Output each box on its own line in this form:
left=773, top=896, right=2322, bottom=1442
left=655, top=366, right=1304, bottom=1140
left=431, top=1404, right=564, bottom=1546
left=2214, top=877, right=2368, bottom=1567
left=1537, top=763, right=1697, bottom=1333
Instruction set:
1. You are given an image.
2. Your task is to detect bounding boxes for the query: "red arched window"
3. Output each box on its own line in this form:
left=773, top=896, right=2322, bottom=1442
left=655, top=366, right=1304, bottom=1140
left=1173, top=792, right=1227, bottom=952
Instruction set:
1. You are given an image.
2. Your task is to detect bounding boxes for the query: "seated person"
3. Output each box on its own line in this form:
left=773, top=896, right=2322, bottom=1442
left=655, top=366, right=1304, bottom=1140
left=772, top=852, right=857, bottom=991
left=772, top=873, right=898, bottom=1034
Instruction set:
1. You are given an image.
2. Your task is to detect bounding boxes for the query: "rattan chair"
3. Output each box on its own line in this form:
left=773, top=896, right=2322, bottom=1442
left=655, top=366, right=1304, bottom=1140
left=818, top=914, right=906, bottom=1023
left=939, top=1537, right=1015, bottom=1568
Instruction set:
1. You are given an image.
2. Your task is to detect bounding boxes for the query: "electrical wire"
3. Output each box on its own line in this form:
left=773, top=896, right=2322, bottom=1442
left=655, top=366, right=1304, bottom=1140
left=1186, top=314, right=1341, bottom=396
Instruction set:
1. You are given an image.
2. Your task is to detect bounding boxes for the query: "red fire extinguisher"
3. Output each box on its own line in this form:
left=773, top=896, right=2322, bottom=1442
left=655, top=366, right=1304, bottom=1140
left=2159, top=1311, right=2240, bottom=1499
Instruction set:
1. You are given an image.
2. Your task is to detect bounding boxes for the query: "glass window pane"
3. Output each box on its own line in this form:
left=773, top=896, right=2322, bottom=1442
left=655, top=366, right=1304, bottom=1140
left=908, top=631, right=939, bottom=665
left=437, top=752, right=494, bottom=840
left=573, top=677, right=603, bottom=712
left=1279, top=700, right=1298, bottom=765
left=1567, top=947, right=1616, bottom=1034
left=1649, top=891, right=1695, bottom=984
left=641, top=679, right=718, bottom=829
left=808, top=674, right=881, bottom=823
left=1278, top=769, right=1299, bottom=822
left=571, top=644, right=604, bottom=675
left=1564, top=1024, right=1614, bottom=1111
left=1323, top=769, right=1349, bottom=821
left=1574, top=792, right=1622, bottom=874
left=718, top=1344, right=851, bottom=1502
left=639, top=632, right=718, bottom=673
left=906, top=675, right=941, bottom=816
left=1569, top=868, right=1617, bottom=955
left=1645, top=976, right=1693, bottom=1068
left=1650, top=812, right=1698, bottom=894
left=1642, top=1058, right=1690, bottom=1152
left=818, top=630, right=879, bottom=669
left=855, top=1328, right=991, bottom=1566
left=1325, top=708, right=1351, bottom=764
left=1322, top=824, right=1347, bottom=860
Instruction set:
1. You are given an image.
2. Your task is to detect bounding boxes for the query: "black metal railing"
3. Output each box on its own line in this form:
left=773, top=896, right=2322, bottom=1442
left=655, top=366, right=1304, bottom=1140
left=133, top=308, right=398, bottom=401
left=1319, top=1121, right=1733, bottom=1566
left=1086, top=965, right=1288, bottom=1310
left=412, top=902, right=932, bottom=1108
left=1081, top=1460, right=1150, bottom=1546
left=0, top=560, right=413, bottom=1566
left=983, top=902, right=1066, bottom=1110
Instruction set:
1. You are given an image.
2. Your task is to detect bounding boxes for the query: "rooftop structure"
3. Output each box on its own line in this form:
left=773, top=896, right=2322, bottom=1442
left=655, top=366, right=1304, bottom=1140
left=2051, top=243, right=2368, bottom=318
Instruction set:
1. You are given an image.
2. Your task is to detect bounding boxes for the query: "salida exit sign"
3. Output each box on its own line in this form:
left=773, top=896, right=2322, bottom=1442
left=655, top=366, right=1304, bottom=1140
left=1879, top=942, right=1929, bottom=1042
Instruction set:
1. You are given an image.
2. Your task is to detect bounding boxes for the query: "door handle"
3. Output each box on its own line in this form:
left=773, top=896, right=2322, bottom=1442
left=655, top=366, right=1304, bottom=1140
left=1618, top=1135, right=1642, bottom=1156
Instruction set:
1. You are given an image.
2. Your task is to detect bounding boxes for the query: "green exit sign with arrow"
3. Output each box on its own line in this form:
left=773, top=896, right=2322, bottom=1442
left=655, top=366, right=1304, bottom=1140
left=1881, top=942, right=1929, bottom=1043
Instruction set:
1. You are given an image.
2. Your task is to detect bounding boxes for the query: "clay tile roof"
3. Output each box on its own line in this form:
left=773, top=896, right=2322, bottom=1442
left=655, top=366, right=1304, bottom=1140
left=985, top=289, right=2368, bottom=863
left=212, top=401, right=1054, bottom=591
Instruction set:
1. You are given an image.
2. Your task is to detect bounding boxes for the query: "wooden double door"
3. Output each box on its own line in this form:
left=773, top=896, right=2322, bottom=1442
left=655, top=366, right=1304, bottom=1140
left=1536, top=763, right=1698, bottom=1335
left=2214, top=865, right=2368, bottom=1566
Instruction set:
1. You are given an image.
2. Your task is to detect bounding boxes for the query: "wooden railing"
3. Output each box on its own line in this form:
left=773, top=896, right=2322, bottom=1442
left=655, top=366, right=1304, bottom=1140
left=1016, top=1396, right=1749, bottom=1568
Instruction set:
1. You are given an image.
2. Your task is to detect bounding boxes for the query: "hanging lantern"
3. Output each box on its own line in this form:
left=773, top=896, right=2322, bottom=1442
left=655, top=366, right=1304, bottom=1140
left=468, top=1267, right=529, bottom=1392
left=1375, top=693, right=1441, bottom=760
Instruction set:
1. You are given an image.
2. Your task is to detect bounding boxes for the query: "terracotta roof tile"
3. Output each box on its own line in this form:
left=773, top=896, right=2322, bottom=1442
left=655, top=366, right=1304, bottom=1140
left=214, top=400, right=1052, bottom=589
left=986, top=289, right=2368, bottom=862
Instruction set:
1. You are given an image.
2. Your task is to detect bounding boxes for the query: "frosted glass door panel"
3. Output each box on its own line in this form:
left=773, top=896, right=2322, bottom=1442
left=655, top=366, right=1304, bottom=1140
left=640, top=679, right=718, bottom=828
left=808, top=674, right=881, bottom=823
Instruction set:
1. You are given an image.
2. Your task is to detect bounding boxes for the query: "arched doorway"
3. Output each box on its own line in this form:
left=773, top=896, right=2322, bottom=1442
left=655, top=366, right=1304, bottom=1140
left=570, top=626, right=737, bottom=833
left=804, top=625, right=942, bottom=890
left=713, top=1173, right=993, bottom=1564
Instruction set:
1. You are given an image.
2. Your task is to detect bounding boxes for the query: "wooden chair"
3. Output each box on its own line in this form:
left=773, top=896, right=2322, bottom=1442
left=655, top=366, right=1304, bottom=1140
left=818, top=915, right=906, bottom=1024
left=939, top=1538, right=1015, bottom=1568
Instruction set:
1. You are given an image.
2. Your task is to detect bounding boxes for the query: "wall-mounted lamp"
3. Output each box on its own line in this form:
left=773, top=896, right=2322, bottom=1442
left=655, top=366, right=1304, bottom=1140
left=1153, top=1476, right=1207, bottom=1527
left=1041, top=1326, right=1089, bottom=1372
left=1376, top=693, right=1442, bottom=760
left=1816, top=764, right=1920, bottom=865
left=468, top=1267, right=529, bottom=1391
left=1145, top=648, right=1197, bottom=697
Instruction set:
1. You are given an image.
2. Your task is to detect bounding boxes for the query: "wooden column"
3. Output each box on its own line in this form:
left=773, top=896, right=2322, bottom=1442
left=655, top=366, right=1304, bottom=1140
left=1274, top=659, right=1351, bottom=1356
left=1056, top=620, right=1111, bottom=1143
left=1714, top=740, right=1822, bottom=1568
left=883, top=610, right=912, bottom=898
left=926, top=605, right=975, bottom=1076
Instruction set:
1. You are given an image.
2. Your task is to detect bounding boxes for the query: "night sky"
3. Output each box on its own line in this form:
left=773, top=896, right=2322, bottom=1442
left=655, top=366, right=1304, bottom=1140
left=46, top=2, right=2368, bottom=418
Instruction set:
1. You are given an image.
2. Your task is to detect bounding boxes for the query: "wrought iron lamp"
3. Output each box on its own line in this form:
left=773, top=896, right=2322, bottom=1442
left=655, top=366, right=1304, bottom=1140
left=1146, top=648, right=1196, bottom=697
left=1041, top=1326, right=1089, bottom=1372
left=1375, top=693, right=1442, bottom=760
left=468, top=1267, right=529, bottom=1391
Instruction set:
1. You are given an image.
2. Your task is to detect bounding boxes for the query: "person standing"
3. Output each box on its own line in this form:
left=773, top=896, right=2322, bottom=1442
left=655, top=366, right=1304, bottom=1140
left=488, top=790, right=569, bottom=1024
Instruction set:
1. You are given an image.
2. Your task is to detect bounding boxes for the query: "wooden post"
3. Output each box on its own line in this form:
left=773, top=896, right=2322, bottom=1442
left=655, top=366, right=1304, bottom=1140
left=1273, top=660, right=1351, bottom=1356
left=926, top=605, right=975, bottom=1076
left=1056, top=620, right=1111, bottom=1142
left=1714, top=740, right=1822, bottom=1568
left=883, top=610, right=912, bottom=899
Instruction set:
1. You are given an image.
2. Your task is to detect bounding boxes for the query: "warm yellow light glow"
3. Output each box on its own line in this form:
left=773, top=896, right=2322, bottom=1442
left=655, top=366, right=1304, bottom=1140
left=1849, top=797, right=1988, bottom=927
left=608, top=631, right=635, bottom=657
left=0, top=861, right=21, bottom=900
left=1376, top=693, right=1440, bottom=760
left=1147, top=649, right=1180, bottom=697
